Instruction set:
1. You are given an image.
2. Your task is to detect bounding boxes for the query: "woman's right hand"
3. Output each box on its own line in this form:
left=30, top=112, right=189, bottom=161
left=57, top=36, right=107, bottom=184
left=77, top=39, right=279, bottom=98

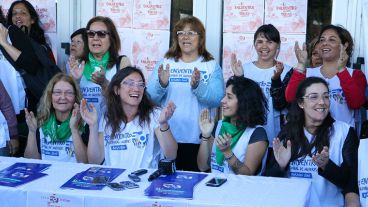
left=69, top=55, right=84, bottom=81
left=0, top=23, right=9, bottom=46
left=199, top=109, right=214, bottom=138
left=158, top=64, right=170, bottom=88
left=79, top=99, right=98, bottom=127
left=25, top=108, right=37, bottom=133
left=272, top=138, right=292, bottom=170
left=231, top=53, right=244, bottom=77
left=294, top=41, right=308, bottom=73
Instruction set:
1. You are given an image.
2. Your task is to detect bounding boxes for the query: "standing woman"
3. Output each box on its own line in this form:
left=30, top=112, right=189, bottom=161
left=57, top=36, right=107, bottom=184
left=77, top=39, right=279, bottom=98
left=69, top=16, right=130, bottom=119
left=286, top=24, right=366, bottom=127
left=264, top=77, right=359, bottom=206
left=65, top=28, right=88, bottom=74
left=81, top=67, right=177, bottom=169
left=197, top=76, right=268, bottom=175
left=24, top=73, right=88, bottom=163
left=147, top=16, right=224, bottom=171
left=231, top=24, right=292, bottom=144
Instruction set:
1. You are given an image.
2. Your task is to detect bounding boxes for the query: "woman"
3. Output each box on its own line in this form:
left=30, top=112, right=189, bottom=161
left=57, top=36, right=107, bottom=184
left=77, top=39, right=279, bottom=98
left=24, top=73, right=88, bottom=163
left=308, top=37, right=323, bottom=68
left=231, top=24, right=292, bottom=144
left=286, top=24, right=366, bottom=127
left=69, top=16, right=130, bottom=119
left=264, top=77, right=359, bottom=207
left=197, top=76, right=268, bottom=175
left=65, top=28, right=88, bottom=74
left=147, top=16, right=224, bottom=171
left=81, top=67, right=177, bottom=169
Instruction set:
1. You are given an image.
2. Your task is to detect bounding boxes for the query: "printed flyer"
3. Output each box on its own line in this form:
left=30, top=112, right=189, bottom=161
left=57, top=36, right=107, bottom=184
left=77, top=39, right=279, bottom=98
left=144, top=172, right=207, bottom=199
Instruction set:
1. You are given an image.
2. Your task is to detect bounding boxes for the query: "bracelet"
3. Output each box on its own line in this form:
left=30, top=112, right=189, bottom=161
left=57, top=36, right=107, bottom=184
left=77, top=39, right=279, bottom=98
left=159, top=125, right=170, bottom=132
left=200, top=134, right=211, bottom=140
left=224, top=152, right=234, bottom=161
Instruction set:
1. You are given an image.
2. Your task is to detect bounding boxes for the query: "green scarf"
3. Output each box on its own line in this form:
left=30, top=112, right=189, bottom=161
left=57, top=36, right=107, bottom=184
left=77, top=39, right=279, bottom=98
left=83, top=52, right=110, bottom=80
left=216, top=117, right=246, bottom=165
left=42, top=113, right=72, bottom=142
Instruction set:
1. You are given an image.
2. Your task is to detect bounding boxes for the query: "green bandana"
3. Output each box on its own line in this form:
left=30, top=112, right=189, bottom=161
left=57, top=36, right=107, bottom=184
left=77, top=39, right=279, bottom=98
left=83, top=52, right=110, bottom=80
left=216, top=117, right=245, bottom=165
left=42, top=113, right=72, bottom=142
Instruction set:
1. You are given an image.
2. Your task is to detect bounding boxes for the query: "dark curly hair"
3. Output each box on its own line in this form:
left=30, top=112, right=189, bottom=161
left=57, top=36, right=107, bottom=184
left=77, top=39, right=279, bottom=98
left=279, top=77, right=334, bottom=161
left=225, top=76, right=268, bottom=128
left=105, top=67, right=157, bottom=138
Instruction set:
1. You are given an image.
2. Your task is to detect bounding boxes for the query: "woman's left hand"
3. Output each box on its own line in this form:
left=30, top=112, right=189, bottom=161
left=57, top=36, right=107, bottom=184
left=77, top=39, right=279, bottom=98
left=337, top=44, right=348, bottom=72
left=69, top=103, right=80, bottom=131
left=215, top=133, right=232, bottom=152
left=159, top=101, right=176, bottom=125
left=91, top=67, right=108, bottom=87
left=190, top=67, right=201, bottom=89
left=272, top=61, right=284, bottom=80
left=312, top=146, right=329, bottom=170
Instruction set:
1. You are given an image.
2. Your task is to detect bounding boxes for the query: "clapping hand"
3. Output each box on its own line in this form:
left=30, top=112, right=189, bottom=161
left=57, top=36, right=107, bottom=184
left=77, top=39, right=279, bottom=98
left=159, top=101, right=176, bottom=125
left=215, top=133, right=232, bottom=152
left=337, top=44, right=348, bottom=72
left=79, top=99, right=98, bottom=127
left=199, top=109, right=214, bottom=138
left=158, top=64, right=170, bottom=88
left=0, top=23, right=8, bottom=46
left=69, top=55, right=85, bottom=81
left=312, top=146, right=329, bottom=170
left=70, top=103, right=81, bottom=131
left=191, top=67, right=201, bottom=89
left=231, top=53, right=244, bottom=77
left=272, top=138, right=292, bottom=170
left=25, top=108, right=37, bottom=133
left=294, top=41, right=308, bottom=73
left=272, top=61, right=284, bottom=80
left=91, top=66, right=108, bottom=87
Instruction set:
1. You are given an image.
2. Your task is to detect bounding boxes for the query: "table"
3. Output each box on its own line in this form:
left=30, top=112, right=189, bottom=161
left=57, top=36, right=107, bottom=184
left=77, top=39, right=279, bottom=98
left=0, top=156, right=311, bottom=207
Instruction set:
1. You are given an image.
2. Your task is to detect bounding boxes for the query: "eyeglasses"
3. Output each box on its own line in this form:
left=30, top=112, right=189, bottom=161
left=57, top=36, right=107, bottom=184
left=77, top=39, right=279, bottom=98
left=52, top=90, right=75, bottom=98
left=302, top=93, right=330, bottom=103
left=176, top=31, right=199, bottom=38
left=121, top=80, right=146, bottom=90
left=71, top=40, right=83, bottom=46
left=86, top=30, right=110, bottom=38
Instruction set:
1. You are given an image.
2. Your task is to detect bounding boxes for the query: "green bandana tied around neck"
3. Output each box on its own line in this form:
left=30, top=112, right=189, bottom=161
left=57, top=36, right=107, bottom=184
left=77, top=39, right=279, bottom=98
left=83, top=52, right=110, bottom=80
left=42, top=113, right=73, bottom=142
left=216, top=117, right=245, bottom=165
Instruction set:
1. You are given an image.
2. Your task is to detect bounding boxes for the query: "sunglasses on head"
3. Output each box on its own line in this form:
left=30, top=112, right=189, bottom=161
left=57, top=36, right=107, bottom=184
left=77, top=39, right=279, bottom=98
left=86, top=30, right=110, bottom=38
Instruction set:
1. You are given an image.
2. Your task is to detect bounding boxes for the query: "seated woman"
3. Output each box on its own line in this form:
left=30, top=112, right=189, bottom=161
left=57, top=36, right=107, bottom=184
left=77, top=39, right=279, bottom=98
left=80, top=66, right=177, bottom=169
left=264, top=77, right=359, bottom=206
left=24, top=73, right=88, bottom=163
left=197, top=76, right=268, bottom=175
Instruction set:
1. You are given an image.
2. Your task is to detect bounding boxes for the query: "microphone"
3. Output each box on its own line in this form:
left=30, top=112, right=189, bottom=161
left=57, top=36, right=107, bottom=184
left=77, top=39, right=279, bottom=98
left=148, top=169, right=162, bottom=181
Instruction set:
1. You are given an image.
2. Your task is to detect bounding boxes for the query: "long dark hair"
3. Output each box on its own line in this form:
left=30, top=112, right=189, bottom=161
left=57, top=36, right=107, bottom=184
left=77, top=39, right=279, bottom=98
left=105, top=67, right=156, bottom=137
left=278, top=77, right=334, bottom=160
left=0, top=6, right=6, bottom=25
left=165, top=16, right=213, bottom=62
left=226, top=76, right=268, bottom=128
left=7, top=0, right=47, bottom=45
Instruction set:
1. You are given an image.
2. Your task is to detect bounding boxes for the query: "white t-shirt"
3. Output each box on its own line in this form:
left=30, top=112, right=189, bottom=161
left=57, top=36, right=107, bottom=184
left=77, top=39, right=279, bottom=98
left=100, top=109, right=162, bottom=169
left=243, top=62, right=292, bottom=144
left=39, top=128, right=77, bottom=163
left=161, top=57, right=218, bottom=144
left=289, top=120, right=350, bottom=207
left=79, top=65, right=116, bottom=119
left=358, top=138, right=368, bottom=207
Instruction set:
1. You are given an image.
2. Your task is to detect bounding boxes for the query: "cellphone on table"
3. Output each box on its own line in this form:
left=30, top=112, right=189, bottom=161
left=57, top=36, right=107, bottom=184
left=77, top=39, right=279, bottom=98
left=120, top=181, right=139, bottom=189
left=205, top=177, right=227, bottom=187
left=128, top=169, right=148, bottom=182
left=107, top=182, right=124, bottom=191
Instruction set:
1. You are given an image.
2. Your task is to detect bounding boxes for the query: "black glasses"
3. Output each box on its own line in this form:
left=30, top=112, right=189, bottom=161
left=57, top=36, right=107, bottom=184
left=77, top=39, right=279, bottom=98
left=86, top=30, right=110, bottom=38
